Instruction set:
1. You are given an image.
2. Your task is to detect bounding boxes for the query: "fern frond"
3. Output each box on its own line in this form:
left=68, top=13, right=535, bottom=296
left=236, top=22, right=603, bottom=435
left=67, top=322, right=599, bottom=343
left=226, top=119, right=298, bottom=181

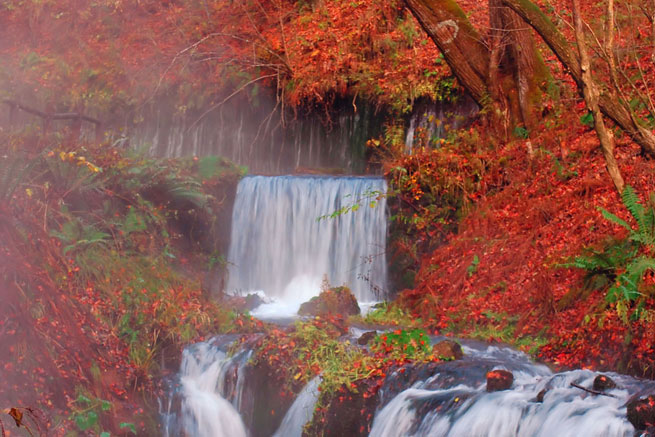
left=165, top=182, right=210, bottom=209
left=625, top=256, right=655, bottom=283
left=572, top=256, right=602, bottom=271
left=644, top=197, right=655, bottom=244
left=600, top=208, right=633, bottom=233
left=622, top=185, right=645, bottom=233
left=607, top=256, right=655, bottom=303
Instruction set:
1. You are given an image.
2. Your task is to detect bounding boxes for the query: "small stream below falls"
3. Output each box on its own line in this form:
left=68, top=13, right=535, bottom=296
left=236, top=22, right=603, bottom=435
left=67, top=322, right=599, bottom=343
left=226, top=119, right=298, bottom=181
left=164, top=332, right=655, bottom=437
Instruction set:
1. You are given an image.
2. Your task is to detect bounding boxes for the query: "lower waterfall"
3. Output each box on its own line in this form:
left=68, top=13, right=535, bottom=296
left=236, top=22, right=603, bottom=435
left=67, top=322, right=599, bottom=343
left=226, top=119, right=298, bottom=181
left=171, top=335, right=655, bottom=437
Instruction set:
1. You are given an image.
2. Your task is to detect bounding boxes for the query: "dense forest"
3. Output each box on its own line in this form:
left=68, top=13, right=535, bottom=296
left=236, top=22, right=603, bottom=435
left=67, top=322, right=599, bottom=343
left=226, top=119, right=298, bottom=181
left=2, top=0, right=655, bottom=435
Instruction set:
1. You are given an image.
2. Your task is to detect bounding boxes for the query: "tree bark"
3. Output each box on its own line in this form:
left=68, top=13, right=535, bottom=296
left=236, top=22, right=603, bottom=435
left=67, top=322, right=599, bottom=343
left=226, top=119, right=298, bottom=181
left=500, top=4, right=544, bottom=132
left=406, top=0, right=548, bottom=138
left=572, top=0, right=624, bottom=193
left=405, top=0, right=489, bottom=105
left=501, top=0, right=655, bottom=157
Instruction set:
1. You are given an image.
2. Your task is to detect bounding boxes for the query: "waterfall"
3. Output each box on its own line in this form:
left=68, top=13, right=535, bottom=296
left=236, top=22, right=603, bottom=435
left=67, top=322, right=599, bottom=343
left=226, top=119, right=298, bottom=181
left=370, top=370, right=636, bottom=437
left=404, top=97, right=479, bottom=154
left=172, top=334, right=655, bottom=437
left=226, top=175, right=388, bottom=314
left=273, top=377, right=322, bottom=437
left=179, top=339, right=251, bottom=437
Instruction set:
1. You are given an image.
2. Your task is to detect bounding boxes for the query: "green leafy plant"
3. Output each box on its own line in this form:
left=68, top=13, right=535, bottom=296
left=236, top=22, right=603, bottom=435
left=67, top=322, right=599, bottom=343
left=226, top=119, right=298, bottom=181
left=580, top=111, right=594, bottom=127
left=50, top=219, right=110, bottom=255
left=371, top=328, right=431, bottom=362
left=570, top=238, right=637, bottom=292
left=467, top=254, right=480, bottom=277
left=69, top=393, right=111, bottom=434
left=316, top=189, right=385, bottom=221
left=513, top=126, right=529, bottom=139
left=572, top=186, right=655, bottom=319
left=120, top=422, right=137, bottom=434
left=358, top=301, right=419, bottom=327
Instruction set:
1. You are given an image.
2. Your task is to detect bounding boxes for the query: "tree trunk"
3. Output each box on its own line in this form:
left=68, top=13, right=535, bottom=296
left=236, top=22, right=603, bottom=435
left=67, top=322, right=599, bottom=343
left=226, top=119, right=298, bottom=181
left=405, top=0, right=489, bottom=105
left=500, top=4, right=545, bottom=132
left=406, top=0, right=548, bottom=138
left=572, top=0, right=624, bottom=193
left=501, top=0, right=655, bottom=157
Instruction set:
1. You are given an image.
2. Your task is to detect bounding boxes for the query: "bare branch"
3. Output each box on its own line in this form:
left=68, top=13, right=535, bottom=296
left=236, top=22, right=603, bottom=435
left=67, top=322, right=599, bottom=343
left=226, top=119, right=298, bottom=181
left=186, top=73, right=278, bottom=131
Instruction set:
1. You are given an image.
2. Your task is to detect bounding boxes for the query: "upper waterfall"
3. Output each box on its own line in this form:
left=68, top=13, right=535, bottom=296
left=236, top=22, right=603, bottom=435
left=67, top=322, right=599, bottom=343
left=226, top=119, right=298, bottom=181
left=226, top=175, right=388, bottom=308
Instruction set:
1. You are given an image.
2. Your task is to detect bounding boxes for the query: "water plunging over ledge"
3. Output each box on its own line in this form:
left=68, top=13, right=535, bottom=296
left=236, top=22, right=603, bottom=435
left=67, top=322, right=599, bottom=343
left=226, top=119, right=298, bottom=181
left=226, top=175, right=388, bottom=317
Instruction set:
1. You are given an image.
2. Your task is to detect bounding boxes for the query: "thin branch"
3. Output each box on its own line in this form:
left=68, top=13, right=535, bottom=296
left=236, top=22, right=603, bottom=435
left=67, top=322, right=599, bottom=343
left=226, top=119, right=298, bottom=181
left=186, top=74, right=277, bottom=131
left=2, top=100, right=101, bottom=125
left=570, top=382, right=617, bottom=397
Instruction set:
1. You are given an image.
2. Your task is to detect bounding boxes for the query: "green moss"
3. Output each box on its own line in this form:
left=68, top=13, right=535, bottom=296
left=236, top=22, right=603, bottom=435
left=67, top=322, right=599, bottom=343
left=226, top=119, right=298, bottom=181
left=353, top=301, right=420, bottom=327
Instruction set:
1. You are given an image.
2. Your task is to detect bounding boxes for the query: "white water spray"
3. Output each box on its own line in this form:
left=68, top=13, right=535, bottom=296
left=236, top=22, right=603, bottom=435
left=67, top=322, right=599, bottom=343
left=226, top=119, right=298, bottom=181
left=180, top=342, right=249, bottom=437
left=370, top=343, right=648, bottom=437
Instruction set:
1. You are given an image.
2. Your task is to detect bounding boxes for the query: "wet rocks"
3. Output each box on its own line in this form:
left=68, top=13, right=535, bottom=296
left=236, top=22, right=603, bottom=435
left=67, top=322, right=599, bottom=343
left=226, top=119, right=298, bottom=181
left=298, top=286, right=360, bottom=317
left=303, top=378, right=380, bottom=437
left=431, top=340, right=464, bottom=361
left=218, top=292, right=264, bottom=312
left=535, top=388, right=548, bottom=403
left=627, top=394, right=655, bottom=431
left=592, top=374, right=617, bottom=392
left=357, top=331, right=378, bottom=345
left=486, top=369, right=514, bottom=392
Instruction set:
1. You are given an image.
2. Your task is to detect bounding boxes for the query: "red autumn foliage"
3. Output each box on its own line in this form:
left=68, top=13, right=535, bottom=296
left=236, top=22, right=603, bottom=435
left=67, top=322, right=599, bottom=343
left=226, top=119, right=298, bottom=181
left=397, top=107, right=655, bottom=376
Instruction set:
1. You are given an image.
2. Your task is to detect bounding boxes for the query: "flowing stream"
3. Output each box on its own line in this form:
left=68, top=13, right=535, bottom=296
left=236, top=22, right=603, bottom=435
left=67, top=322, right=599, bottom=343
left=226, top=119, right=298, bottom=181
left=368, top=339, right=655, bottom=437
left=169, top=333, right=655, bottom=437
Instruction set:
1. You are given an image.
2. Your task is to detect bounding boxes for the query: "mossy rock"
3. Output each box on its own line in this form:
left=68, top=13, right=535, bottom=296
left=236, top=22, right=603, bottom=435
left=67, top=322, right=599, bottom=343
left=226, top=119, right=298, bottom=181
left=431, top=340, right=463, bottom=361
left=298, top=286, right=360, bottom=317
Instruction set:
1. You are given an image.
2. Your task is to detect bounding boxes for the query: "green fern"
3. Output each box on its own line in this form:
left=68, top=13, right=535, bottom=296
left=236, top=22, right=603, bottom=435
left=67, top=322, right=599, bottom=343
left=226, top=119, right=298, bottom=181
left=600, top=185, right=655, bottom=248
left=571, top=238, right=637, bottom=291
left=164, top=181, right=210, bottom=209
left=573, top=186, right=655, bottom=315
left=50, top=220, right=110, bottom=255
left=607, top=257, right=655, bottom=303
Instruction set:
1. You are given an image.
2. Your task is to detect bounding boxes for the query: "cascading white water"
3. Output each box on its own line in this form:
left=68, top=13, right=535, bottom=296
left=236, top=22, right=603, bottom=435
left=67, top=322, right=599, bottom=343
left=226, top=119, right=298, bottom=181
left=369, top=342, right=654, bottom=437
left=404, top=98, right=479, bottom=154
left=173, top=334, right=655, bottom=437
left=273, top=377, right=322, bottom=437
left=179, top=341, right=250, bottom=437
left=227, top=175, right=388, bottom=315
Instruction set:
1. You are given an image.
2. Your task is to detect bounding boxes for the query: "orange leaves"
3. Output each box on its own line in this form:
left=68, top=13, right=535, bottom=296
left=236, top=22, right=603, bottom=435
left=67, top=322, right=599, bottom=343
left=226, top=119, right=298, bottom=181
left=393, top=116, right=655, bottom=375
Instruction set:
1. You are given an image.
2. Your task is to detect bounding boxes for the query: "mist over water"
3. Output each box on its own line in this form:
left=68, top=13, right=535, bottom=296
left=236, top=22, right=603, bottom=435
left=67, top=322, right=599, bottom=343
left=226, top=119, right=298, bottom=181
left=226, top=175, right=388, bottom=315
left=130, top=96, right=384, bottom=174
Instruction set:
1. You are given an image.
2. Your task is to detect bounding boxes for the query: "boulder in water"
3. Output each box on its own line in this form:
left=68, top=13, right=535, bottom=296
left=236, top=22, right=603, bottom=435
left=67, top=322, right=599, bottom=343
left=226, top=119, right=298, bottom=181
left=627, top=394, right=655, bottom=430
left=535, top=388, right=548, bottom=403
left=486, top=369, right=513, bottom=392
left=431, top=340, right=463, bottom=361
left=357, top=331, right=378, bottom=345
left=217, top=292, right=264, bottom=313
left=592, top=374, right=617, bottom=392
left=243, top=293, right=265, bottom=311
left=298, top=286, right=360, bottom=317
